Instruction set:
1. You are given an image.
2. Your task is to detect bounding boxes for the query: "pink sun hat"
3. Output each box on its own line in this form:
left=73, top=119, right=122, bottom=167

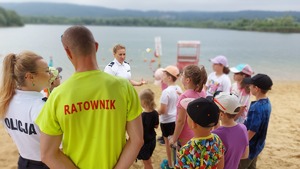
left=209, top=55, right=228, bottom=67
left=230, top=64, right=254, bottom=76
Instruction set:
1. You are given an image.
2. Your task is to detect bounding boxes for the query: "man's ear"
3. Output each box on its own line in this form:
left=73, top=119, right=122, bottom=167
left=95, top=42, right=99, bottom=52
left=65, top=48, right=72, bottom=60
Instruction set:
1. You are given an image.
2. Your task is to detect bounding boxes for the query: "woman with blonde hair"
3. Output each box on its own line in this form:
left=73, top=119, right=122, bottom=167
left=104, top=44, right=146, bottom=86
left=0, top=51, right=51, bottom=169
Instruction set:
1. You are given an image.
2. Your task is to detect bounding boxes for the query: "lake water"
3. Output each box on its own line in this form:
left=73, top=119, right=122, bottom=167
left=1, top=24, right=300, bottom=81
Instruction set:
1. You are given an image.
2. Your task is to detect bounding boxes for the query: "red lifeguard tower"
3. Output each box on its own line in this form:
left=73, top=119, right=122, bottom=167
left=176, top=41, right=200, bottom=72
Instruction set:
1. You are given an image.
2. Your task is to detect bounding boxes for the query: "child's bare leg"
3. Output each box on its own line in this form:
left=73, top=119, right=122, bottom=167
left=143, top=158, right=153, bottom=169
left=164, top=136, right=173, bottom=167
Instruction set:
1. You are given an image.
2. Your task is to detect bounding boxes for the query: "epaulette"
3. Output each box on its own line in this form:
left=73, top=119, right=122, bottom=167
left=124, top=61, right=129, bottom=65
left=42, top=97, right=48, bottom=102
left=108, top=61, right=115, bottom=67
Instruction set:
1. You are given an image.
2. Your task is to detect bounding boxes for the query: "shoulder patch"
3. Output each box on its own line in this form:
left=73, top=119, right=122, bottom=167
left=108, top=61, right=115, bottom=67
left=124, top=61, right=129, bottom=65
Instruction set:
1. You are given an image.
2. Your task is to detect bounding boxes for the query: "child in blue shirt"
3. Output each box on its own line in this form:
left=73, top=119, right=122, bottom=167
left=238, top=73, right=273, bottom=169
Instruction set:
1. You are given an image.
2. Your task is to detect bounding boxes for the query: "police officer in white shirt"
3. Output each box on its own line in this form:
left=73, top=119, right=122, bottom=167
left=104, top=44, right=146, bottom=86
left=0, top=51, right=51, bottom=169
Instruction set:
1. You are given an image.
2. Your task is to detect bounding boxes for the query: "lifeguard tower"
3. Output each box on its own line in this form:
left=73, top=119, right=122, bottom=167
left=176, top=41, right=200, bottom=72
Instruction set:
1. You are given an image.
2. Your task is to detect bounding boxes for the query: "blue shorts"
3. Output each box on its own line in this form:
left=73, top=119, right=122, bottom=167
left=18, top=156, right=49, bottom=169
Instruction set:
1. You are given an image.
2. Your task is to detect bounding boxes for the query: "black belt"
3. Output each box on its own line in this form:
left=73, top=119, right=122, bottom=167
left=19, top=156, right=48, bottom=167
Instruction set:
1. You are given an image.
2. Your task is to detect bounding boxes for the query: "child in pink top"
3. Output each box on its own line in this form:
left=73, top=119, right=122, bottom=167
left=169, top=65, right=207, bottom=147
left=230, top=64, right=254, bottom=123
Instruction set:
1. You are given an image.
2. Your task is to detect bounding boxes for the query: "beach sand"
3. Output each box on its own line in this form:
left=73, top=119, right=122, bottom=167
left=1, top=81, right=300, bottom=169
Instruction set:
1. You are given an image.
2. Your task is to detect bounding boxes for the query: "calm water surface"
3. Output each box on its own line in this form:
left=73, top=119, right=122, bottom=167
left=1, top=25, right=300, bottom=81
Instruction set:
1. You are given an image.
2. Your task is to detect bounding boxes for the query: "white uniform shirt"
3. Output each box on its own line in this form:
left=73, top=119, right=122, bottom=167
left=159, top=85, right=183, bottom=123
left=2, top=90, right=45, bottom=161
left=104, top=58, right=131, bottom=80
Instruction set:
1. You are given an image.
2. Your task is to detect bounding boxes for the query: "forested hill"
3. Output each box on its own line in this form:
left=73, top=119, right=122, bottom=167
left=1, top=2, right=300, bottom=21
left=1, top=2, right=300, bottom=32
left=0, top=6, right=23, bottom=27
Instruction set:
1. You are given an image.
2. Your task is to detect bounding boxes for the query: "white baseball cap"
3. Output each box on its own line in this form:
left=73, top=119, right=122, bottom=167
left=213, top=92, right=240, bottom=114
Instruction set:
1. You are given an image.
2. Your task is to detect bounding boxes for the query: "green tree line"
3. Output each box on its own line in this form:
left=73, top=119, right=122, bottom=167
left=220, top=16, right=300, bottom=32
left=22, top=16, right=300, bottom=33
left=2, top=9, right=300, bottom=33
left=0, top=7, right=23, bottom=27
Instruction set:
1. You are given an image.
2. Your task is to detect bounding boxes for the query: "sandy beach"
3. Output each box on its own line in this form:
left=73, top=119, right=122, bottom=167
left=1, top=81, right=300, bottom=169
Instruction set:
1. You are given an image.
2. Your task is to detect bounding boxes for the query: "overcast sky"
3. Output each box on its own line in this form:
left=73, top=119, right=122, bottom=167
left=1, top=0, right=299, bottom=12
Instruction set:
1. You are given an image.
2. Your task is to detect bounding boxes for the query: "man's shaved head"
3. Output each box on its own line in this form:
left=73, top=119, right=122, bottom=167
left=62, top=25, right=96, bottom=56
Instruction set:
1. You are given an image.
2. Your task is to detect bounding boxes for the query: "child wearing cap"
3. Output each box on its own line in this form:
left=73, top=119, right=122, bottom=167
left=158, top=65, right=183, bottom=168
left=50, top=67, right=63, bottom=92
left=169, top=65, right=207, bottom=147
left=206, top=55, right=231, bottom=97
left=154, top=68, right=168, bottom=91
left=42, top=67, right=63, bottom=98
left=212, top=92, right=249, bottom=169
left=238, top=73, right=273, bottom=169
left=230, top=64, right=254, bottom=123
left=175, top=97, right=225, bottom=169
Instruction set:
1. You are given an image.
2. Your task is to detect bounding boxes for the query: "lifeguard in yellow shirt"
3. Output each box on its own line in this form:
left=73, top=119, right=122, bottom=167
left=36, top=25, right=144, bottom=169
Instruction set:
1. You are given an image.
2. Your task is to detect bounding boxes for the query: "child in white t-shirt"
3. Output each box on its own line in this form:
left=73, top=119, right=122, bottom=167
left=206, top=55, right=231, bottom=97
left=158, top=65, right=182, bottom=168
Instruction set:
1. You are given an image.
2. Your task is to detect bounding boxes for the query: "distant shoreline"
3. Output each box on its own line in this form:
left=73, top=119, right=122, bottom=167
left=2, top=2, right=300, bottom=32
left=20, top=16, right=300, bottom=33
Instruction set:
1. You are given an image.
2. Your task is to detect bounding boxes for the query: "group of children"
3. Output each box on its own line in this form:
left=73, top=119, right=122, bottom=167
left=137, top=55, right=273, bottom=169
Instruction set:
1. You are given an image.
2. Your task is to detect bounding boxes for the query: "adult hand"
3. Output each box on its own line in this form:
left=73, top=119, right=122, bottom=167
left=139, top=78, right=147, bottom=86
